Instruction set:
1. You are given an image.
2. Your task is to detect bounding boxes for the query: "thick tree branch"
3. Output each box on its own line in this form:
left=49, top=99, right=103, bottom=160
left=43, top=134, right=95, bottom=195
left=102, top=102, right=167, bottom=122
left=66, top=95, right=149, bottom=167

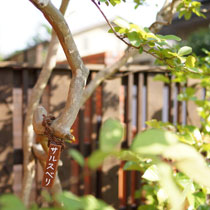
left=149, top=0, right=182, bottom=33
left=22, top=0, right=70, bottom=206
left=30, top=0, right=89, bottom=139
left=82, top=47, right=137, bottom=104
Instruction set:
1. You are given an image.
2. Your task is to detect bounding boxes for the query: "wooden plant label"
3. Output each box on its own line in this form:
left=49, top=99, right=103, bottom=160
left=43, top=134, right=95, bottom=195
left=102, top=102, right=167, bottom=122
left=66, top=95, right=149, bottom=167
left=42, top=144, right=61, bottom=188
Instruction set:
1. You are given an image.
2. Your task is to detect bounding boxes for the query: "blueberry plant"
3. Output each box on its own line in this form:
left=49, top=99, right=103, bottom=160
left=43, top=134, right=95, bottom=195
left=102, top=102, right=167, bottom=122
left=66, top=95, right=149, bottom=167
left=1, top=0, right=209, bottom=209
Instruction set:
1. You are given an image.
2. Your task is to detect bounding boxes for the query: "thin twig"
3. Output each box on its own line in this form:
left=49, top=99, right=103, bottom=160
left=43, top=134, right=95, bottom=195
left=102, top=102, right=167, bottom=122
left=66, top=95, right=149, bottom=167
left=91, top=0, right=133, bottom=47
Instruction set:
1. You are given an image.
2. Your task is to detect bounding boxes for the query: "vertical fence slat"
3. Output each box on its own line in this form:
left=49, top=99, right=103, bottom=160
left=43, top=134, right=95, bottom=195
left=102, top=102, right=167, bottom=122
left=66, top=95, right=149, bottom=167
left=141, top=73, right=148, bottom=129
left=137, top=73, right=143, bottom=132
left=95, top=84, right=102, bottom=199
left=83, top=93, right=92, bottom=195
left=127, top=74, right=137, bottom=209
left=13, top=70, right=23, bottom=196
left=162, top=74, right=172, bottom=123
left=119, top=79, right=127, bottom=210
left=127, top=74, right=133, bottom=146
left=70, top=116, right=80, bottom=195
left=182, top=85, right=187, bottom=125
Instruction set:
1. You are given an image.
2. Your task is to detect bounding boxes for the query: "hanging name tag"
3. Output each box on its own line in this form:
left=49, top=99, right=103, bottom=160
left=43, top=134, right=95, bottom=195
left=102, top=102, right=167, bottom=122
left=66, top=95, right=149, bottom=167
left=42, top=144, right=61, bottom=188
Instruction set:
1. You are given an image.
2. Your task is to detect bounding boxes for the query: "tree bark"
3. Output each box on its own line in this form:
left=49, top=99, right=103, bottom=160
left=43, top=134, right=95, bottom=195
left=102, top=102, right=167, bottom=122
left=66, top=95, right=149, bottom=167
left=22, top=0, right=70, bottom=206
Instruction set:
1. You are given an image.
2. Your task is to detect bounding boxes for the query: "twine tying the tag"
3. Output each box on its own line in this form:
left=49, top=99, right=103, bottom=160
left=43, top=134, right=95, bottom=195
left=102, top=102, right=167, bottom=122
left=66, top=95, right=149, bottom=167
left=42, top=114, right=65, bottom=151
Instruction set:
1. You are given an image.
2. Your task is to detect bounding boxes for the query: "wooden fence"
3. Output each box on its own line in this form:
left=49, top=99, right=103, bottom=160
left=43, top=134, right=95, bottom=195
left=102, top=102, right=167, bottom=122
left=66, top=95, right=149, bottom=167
left=0, top=63, right=203, bottom=209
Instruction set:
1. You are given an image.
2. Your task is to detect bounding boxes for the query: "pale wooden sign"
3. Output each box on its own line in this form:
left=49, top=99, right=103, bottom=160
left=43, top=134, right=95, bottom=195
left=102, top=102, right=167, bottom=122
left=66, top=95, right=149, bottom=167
left=42, top=144, right=61, bottom=188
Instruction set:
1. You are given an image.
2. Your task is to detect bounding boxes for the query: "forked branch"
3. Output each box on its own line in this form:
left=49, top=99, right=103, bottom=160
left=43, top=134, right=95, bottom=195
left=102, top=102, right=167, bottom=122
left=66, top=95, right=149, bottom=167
left=30, top=0, right=89, bottom=139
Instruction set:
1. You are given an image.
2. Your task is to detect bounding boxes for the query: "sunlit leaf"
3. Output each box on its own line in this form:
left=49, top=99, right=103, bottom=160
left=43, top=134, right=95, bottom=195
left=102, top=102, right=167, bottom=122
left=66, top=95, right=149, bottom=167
left=99, top=118, right=124, bottom=152
left=178, top=46, right=192, bottom=56
left=186, top=55, right=196, bottom=68
left=142, top=165, right=159, bottom=181
left=56, top=192, right=82, bottom=210
left=127, top=31, right=141, bottom=47
left=113, top=17, right=130, bottom=29
left=131, top=128, right=178, bottom=155
left=163, top=143, right=210, bottom=188
left=157, top=34, right=181, bottom=41
left=157, top=163, right=184, bottom=210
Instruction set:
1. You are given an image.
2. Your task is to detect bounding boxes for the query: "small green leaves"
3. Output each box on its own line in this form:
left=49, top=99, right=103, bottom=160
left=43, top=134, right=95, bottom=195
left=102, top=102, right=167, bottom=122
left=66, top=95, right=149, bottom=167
left=99, top=118, right=124, bottom=152
left=110, top=0, right=121, bottom=6
left=186, top=55, right=196, bottom=68
left=131, top=128, right=178, bottom=155
left=69, top=149, right=84, bottom=167
left=178, top=87, right=197, bottom=101
left=153, top=74, right=170, bottom=84
left=178, top=46, right=192, bottom=56
left=157, top=34, right=181, bottom=42
left=177, top=0, right=206, bottom=20
left=127, top=31, right=141, bottom=47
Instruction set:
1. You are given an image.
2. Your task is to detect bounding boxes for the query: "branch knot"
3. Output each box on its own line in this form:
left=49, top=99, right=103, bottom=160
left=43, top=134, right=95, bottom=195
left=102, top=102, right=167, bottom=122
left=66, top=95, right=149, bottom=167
left=35, top=0, right=49, bottom=7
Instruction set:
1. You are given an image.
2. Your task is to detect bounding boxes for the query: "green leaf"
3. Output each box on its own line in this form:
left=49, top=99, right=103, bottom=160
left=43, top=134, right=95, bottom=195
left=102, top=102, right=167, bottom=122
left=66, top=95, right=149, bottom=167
left=157, top=163, right=184, bottom=210
left=0, top=194, right=26, bottom=210
left=88, top=150, right=109, bottom=169
left=123, top=161, right=141, bottom=171
left=153, top=74, right=170, bottom=84
left=157, top=34, right=181, bottom=41
left=193, top=192, right=206, bottom=209
left=175, top=173, right=195, bottom=191
left=142, top=165, right=159, bottom=181
left=113, top=17, right=130, bottom=29
left=184, top=11, right=192, bottom=20
left=115, top=150, right=142, bottom=162
left=139, top=46, right=143, bottom=54
left=178, top=46, right=192, bottom=56
left=69, top=149, right=84, bottom=167
left=127, top=31, right=141, bottom=47
left=99, top=118, right=124, bottom=152
left=138, top=205, right=158, bottom=210
left=131, top=128, right=178, bottom=155
left=56, top=192, right=82, bottom=210
left=197, top=205, right=210, bottom=210
left=163, top=143, right=210, bottom=188
left=157, top=189, right=168, bottom=204
left=81, top=195, right=115, bottom=210
left=185, top=55, right=196, bottom=67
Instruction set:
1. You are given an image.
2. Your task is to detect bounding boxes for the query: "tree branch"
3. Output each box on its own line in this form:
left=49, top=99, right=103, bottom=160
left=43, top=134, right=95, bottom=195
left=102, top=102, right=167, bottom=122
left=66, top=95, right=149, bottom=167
left=22, top=0, right=70, bottom=206
left=30, top=0, right=89, bottom=139
left=149, top=0, right=182, bottom=33
left=82, top=47, right=137, bottom=104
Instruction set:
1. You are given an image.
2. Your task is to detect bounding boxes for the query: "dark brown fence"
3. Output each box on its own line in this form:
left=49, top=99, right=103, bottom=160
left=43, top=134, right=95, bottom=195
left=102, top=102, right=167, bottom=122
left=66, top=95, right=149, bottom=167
left=0, top=63, right=202, bottom=209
